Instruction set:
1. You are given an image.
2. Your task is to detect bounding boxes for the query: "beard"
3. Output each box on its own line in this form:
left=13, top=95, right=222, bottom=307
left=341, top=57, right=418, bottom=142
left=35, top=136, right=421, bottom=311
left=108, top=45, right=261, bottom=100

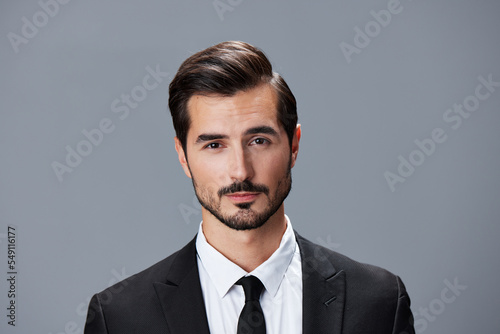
left=190, top=158, right=292, bottom=231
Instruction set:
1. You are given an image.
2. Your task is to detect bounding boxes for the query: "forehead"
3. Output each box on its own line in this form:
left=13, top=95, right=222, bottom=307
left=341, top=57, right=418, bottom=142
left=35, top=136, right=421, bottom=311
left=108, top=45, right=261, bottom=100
left=186, top=84, right=280, bottom=137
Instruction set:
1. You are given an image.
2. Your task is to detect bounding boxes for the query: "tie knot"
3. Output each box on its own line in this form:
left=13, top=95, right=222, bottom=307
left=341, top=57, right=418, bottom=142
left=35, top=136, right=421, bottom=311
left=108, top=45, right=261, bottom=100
left=236, top=275, right=264, bottom=301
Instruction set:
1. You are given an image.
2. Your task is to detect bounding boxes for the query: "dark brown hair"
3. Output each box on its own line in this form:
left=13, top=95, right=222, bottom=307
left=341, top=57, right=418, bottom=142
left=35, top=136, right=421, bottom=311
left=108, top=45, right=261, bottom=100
left=168, top=41, right=297, bottom=152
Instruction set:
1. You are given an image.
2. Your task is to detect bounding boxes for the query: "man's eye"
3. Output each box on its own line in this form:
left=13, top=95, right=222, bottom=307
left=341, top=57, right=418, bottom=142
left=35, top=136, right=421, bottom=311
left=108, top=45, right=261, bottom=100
left=252, top=138, right=269, bottom=145
left=206, top=142, right=221, bottom=149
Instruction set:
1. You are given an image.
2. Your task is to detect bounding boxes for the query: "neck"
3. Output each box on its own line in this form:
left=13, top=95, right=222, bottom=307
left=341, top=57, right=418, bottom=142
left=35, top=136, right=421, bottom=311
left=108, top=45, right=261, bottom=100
left=201, top=205, right=287, bottom=273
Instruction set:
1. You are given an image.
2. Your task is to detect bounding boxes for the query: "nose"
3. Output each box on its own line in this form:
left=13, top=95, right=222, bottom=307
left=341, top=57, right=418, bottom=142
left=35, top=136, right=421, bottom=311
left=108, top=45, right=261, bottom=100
left=228, top=145, right=254, bottom=182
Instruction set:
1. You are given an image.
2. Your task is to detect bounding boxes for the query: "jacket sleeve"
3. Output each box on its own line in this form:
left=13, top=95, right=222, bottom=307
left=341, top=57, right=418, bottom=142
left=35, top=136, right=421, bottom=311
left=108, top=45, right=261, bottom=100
left=84, top=294, right=108, bottom=334
left=392, top=276, right=415, bottom=334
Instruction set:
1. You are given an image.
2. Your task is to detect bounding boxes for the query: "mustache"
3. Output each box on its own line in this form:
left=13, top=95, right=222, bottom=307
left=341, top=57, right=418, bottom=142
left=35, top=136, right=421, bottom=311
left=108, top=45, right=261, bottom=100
left=218, top=180, right=269, bottom=198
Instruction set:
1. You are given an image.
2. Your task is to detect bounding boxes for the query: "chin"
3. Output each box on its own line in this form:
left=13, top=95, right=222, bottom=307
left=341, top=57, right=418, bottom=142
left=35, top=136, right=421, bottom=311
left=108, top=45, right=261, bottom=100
left=219, top=206, right=279, bottom=231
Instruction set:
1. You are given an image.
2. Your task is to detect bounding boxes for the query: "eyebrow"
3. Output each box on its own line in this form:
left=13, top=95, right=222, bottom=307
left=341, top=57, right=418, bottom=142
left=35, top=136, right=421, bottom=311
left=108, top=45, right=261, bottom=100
left=195, top=126, right=279, bottom=144
left=195, top=133, right=228, bottom=143
left=244, top=126, right=278, bottom=137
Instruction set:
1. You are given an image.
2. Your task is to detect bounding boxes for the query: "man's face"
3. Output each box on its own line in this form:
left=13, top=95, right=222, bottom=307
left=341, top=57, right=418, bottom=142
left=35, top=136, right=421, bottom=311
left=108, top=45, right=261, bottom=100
left=175, top=83, right=300, bottom=231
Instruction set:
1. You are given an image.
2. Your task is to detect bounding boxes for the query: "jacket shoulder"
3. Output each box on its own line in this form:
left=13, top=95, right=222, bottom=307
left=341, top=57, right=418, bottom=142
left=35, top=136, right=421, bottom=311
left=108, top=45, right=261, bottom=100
left=103, top=239, right=191, bottom=293
left=85, top=237, right=199, bottom=333
left=297, top=232, right=414, bottom=333
left=296, top=232, right=407, bottom=299
left=91, top=237, right=196, bottom=314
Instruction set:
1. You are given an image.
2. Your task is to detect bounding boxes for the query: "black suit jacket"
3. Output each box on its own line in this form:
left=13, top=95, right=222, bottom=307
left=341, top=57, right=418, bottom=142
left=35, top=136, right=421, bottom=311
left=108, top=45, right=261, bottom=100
left=84, top=233, right=415, bottom=333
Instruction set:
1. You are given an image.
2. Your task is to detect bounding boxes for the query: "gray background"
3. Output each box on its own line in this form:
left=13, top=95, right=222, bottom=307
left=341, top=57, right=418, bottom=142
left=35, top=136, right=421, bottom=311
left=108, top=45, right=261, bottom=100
left=1, top=0, right=499, bottom=333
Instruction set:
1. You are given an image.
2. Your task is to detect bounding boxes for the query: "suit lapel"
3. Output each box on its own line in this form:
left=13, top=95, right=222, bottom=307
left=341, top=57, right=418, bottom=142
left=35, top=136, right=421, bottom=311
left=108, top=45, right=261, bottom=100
left=153, top=237, right=210, bottom=334
left=297, top=233, right=345, bottom=334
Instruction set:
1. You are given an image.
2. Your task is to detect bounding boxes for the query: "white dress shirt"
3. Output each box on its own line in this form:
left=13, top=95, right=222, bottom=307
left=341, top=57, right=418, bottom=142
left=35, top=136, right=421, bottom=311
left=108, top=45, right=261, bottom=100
left=196, top=215, right=303, bottom=334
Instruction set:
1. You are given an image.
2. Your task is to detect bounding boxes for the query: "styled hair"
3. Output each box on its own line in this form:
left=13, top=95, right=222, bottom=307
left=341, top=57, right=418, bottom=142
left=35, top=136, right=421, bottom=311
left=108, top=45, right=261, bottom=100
left=168, top=41, right=297, bottom=152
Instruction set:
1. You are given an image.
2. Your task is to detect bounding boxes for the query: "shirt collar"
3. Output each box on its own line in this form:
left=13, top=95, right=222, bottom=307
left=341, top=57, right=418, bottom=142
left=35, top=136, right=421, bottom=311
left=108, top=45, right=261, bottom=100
left=195, top=215, right=297, bottom=299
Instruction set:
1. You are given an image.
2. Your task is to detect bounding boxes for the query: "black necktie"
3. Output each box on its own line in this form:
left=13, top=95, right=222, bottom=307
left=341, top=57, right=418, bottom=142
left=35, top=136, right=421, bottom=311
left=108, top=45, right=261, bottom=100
left=235, top=275, right=266, bottom=334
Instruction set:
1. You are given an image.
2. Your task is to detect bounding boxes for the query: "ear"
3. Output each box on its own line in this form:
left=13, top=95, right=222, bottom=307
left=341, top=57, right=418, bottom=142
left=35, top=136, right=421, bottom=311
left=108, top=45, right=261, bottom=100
left=290, top=124, right=301, bottom=168
left=174, top=137, right=192, bottom=179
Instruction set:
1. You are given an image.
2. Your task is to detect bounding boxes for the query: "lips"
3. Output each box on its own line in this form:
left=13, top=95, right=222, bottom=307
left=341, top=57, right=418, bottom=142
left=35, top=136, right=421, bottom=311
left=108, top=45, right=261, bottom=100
left=226, top=192, right=260, bottom=202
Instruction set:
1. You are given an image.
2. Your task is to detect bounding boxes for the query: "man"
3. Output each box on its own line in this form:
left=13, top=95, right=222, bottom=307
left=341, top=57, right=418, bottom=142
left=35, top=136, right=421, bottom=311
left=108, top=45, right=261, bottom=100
left=84, top=41, right=415, bottom=334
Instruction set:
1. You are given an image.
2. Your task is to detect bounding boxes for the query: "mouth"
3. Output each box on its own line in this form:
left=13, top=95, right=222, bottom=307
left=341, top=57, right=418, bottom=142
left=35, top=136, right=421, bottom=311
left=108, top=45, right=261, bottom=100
left=225, top=192, right=260, bottom=203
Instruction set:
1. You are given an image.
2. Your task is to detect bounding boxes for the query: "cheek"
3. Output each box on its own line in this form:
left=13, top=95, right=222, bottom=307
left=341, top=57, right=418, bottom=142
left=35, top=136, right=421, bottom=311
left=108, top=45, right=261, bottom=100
left=261, top=152, right=290, bottom=180
left=191, top=159, right=226, bottom=190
